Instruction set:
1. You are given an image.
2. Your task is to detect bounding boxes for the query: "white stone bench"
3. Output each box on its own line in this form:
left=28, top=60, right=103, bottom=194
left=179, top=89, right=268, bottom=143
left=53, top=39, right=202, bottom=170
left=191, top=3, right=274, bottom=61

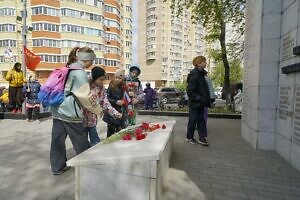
left=67, top=120, right=176, bottom=200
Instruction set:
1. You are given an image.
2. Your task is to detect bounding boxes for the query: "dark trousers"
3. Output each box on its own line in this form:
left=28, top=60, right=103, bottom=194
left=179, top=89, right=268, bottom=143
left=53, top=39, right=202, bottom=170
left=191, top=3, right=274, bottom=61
left=27, top=107, right=40, bottom=120
left=187, top=106, right=207, bottom=139
left=145, top=98, right=153, bottom=110
left=50, top=119, right=90, bottom=173
left=107, top=123, right=122, bottom=138
left=8, top=86, right=23, bottom=109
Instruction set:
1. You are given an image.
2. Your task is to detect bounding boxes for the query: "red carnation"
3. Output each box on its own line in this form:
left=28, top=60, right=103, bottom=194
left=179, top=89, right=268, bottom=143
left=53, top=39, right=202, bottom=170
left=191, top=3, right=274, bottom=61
left=122, top=133, right=132, bottom=140
left=128, top=110, right=135, bottom=117
left=162, top=124, right=166, bottom=129
left=141, top=122, right=150, bottom=130
left=136, top=133, right=146, bottom=140
left=135, top=128, right=143, bottom=136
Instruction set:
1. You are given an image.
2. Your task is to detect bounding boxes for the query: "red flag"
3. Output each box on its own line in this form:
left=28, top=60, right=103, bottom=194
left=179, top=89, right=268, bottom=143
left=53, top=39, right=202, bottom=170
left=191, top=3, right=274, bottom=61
left=24, top=46, right=41, bottom=71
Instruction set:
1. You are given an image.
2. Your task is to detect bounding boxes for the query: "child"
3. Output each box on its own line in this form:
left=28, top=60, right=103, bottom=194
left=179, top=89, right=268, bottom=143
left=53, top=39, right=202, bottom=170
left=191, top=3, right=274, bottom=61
left=0, top=88, right=9, bottom=112
left=124, top=65, right=143, bottom=125
left=83, top=67, right=122, bottom=146
left=25, top=75, right=41, bottom=122
left=103, top=69, right=127, bottom=138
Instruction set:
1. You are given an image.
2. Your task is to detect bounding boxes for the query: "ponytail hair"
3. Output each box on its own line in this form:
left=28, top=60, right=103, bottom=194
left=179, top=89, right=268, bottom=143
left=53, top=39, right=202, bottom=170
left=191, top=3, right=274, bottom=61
left=67, top=47, right=80, bottom=66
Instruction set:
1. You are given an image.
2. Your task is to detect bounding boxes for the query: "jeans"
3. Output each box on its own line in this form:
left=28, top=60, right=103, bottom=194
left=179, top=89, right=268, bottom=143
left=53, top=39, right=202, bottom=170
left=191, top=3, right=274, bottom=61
left=85, top=126, right=100, bottom=146
left=187, top=106, right=207, bottom=139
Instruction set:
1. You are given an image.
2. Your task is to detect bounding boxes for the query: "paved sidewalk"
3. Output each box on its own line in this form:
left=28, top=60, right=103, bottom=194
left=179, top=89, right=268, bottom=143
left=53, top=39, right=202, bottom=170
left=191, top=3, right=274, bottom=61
left=0, top=116, right=300, bottom=200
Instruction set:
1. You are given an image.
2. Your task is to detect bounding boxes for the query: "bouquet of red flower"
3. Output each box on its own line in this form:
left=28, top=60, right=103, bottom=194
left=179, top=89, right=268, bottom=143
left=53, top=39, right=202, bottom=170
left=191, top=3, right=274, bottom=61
left=100, top=122, right=167, bottom=144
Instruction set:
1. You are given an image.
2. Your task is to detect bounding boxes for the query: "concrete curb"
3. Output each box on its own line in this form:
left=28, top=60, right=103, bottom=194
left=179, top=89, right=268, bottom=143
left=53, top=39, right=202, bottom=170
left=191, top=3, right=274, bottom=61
left=0, top=111, right=241, bottom=120
left=138, top=110, right=241, bottom=119
left=0, top=112, right=51, bottom=120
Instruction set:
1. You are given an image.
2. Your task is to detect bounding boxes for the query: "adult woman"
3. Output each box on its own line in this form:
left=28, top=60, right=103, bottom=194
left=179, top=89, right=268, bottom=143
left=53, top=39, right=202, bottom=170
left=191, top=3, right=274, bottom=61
left=5, top=62, right=25, bottom=113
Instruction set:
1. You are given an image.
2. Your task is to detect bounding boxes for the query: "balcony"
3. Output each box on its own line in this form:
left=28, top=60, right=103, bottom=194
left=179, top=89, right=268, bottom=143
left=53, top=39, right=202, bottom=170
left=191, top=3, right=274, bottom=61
left=146, top=51, right=156, bottom=61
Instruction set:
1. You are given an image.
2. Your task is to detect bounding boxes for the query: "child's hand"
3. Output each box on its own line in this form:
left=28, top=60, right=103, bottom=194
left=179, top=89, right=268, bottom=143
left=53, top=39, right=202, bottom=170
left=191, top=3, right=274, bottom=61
left=132, top=98, right=139, bottom=104
left=115, top=113, right=122, bottom=119
left=128, top=91, right=134, bottom=97
left=116, top=100, right=124, bottom=106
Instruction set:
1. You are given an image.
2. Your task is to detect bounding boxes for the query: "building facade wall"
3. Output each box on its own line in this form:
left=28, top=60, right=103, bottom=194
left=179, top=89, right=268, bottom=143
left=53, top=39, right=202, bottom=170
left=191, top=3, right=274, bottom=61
left=242, top=0, right=300, bottom=170
left=0, top=0, right=132, bottom=85
left=138, top=0, right=205, bottom=87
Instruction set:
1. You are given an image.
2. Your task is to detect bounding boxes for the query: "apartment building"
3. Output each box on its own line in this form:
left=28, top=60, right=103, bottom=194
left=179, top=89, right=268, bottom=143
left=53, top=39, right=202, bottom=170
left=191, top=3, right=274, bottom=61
left=138, top=0, right=204, bottom=87
left=0, top=0, right=132, bottom=85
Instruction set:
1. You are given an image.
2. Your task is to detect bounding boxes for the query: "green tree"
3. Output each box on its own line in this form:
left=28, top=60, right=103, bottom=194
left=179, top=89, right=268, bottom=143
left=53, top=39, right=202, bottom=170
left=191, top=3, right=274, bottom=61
left=163, top=0, right=245, bottom=104
left=210, top=59, right=243, bottom=87
left=174, top=81, right=187, bottom=92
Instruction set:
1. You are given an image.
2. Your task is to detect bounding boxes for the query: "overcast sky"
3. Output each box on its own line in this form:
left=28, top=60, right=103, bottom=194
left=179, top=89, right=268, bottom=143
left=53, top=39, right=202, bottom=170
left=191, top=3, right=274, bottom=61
left=132, top=0, right=138, bottom=65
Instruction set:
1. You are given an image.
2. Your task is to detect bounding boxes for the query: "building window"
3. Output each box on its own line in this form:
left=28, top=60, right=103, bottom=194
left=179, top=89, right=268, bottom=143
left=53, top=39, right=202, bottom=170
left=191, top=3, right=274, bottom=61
left=125, top=29, right=132, bottom=35
left=125, top=6, right=132, bottom=13
left=147, top=52, right=155, bottom=57
left=146, top=29, right=155, bottom=35
left=32, top=23, right=59, bottom=32
left=40, top=55, right=62, bottom=63
left=105, top=32, right=121, bottom=42
left=33, top=39, right=61, bottom=47
left=125, top=52, right=131, bottom=59
left=0, top=24, right=16, bottom=32
left=146, top=22, right=156, bottom=28
left=0, top=8, right=16, bottom=16
left=146, top=44, right=156, bottom=50
left=104, top=19, right=120, bottom=29
left=104, top=5, right=120, bottom=15
left=106, top=46, right=121, bottom=55
left=146, top=14, right=157, bottom=21
left=125, top=41, right=132, bottom=47
left=70, top=0, right=103, bottom=7
left=32, top=6, right=59, bottom=16
left=61, top=8, right=103, bottom=22
left=0, top=40, right=16, bottom=47
left=125, top=18, right=132, bottom=25
left=126, top=64, right=131, bottom=70
left=104, top=59, right=120, bottom=67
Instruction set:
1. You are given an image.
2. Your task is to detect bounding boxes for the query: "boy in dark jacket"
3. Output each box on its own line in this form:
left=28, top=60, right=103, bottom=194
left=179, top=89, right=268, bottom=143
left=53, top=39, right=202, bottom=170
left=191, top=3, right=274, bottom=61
left=186, top=56, right=210, bottom=146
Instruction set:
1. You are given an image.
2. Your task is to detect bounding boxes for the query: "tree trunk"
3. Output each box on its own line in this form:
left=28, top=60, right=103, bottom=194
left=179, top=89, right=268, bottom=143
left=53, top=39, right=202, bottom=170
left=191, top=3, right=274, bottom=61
left=219, top=19, right=231, bottom=105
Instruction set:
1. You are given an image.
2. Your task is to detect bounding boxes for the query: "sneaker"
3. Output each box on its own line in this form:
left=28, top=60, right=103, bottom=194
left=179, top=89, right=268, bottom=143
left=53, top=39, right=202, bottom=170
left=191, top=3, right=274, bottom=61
left=53, top=166, right=71, bottom=175
left=187, top=138, right=197, bottom=145
left=196, top=138, right=209, bottom=146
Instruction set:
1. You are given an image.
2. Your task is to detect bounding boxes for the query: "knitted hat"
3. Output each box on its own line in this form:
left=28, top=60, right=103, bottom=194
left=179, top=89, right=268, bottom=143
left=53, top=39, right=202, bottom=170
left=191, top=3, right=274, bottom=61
left=91, top=66, right=106, bottom=81
left=115, top=69, right=125, bottom=78
left=129, top=65, right=141, bottom=76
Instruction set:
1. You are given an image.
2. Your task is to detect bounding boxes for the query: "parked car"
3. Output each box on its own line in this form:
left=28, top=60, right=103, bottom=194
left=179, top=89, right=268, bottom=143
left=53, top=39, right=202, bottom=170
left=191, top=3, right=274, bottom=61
left=156, top=87, right=184, bottom=104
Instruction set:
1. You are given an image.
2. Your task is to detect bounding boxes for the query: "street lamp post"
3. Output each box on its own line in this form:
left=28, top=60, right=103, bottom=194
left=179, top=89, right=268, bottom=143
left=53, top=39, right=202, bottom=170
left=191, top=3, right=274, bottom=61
left=22, top=0, right=27, bottom=75
left=21, top=0, right=27, bottom=115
